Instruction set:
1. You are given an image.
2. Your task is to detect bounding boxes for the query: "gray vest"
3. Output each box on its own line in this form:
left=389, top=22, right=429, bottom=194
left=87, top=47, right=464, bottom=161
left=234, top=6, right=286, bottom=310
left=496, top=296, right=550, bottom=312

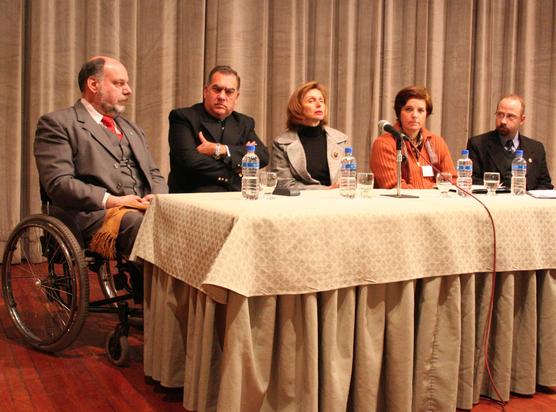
left=105, top=129, right=147, bottom=197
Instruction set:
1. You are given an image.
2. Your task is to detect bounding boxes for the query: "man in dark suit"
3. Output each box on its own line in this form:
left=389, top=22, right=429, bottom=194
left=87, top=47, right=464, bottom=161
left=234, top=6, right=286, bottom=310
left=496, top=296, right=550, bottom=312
left=467, top=94, right=553, bottom=190
left=168, top=65, right=269, bottom=192
left=34, top=56, right=168, bottom=256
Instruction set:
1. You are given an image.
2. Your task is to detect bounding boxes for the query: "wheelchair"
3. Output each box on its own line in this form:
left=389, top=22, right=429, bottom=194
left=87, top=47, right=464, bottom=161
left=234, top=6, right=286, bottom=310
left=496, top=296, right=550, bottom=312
left=1, top=194, right=143, bottom=366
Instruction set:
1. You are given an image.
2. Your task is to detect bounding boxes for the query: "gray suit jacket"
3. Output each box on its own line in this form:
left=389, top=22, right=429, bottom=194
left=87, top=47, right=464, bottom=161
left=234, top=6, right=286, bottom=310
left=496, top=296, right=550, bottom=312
left=34, top=100, right=168, bottom=235
left=271, top=126, right=348, bottom=189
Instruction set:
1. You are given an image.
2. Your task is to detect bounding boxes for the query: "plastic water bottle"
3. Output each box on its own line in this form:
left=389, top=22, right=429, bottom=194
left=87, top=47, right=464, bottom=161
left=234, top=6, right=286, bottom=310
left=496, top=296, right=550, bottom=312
left=511, top=149, right=527, bottom=196
left=456, top=149, right=473, bottom=196
left=339, top=147, right=357, bottom=198
left=241, top=145, right=259, bottom=200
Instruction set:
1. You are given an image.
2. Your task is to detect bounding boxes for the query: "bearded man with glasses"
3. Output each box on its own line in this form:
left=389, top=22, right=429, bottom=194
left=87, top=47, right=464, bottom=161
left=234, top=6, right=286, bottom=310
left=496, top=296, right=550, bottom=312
left=466, top=94, right=553, bottom=190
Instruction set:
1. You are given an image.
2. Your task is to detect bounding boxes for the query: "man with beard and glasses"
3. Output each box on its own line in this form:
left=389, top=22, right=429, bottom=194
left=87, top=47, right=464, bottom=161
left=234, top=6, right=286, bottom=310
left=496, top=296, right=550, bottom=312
left=168, top=65, right=269, bottom=193
left=34, top=56, right=168, bottom=258
left=467, top=94, right=553, bottom=190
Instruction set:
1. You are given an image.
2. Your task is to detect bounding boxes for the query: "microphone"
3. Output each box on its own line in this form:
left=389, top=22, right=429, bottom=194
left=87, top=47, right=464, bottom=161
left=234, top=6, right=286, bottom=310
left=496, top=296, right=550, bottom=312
left=378, top=120, right=408, bottom=141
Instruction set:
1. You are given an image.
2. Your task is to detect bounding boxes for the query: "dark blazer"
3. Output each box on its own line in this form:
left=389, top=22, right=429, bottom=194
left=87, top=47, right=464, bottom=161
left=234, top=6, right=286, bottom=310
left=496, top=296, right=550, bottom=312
left=467, top=130, right=553, bottom=190
left=34, top=100, right=168, bottom=235
left=168, top=103, right=269, bottom=193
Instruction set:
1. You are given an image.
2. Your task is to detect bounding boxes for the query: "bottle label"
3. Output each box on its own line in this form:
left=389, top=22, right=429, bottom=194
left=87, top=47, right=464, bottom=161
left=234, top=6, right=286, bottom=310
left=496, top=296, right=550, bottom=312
left=457, top=165, right=472, bottom=171
left=512, top=165, right=526, bottom=171
left=342, top=164, right=357, bottom=171
left=242, top=162, right=259, bottom=168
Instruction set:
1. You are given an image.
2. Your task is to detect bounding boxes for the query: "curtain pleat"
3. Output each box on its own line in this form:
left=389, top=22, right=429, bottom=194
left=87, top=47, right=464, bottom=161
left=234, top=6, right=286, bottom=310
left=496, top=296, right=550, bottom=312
left=0, top=0, right=24, bottom=255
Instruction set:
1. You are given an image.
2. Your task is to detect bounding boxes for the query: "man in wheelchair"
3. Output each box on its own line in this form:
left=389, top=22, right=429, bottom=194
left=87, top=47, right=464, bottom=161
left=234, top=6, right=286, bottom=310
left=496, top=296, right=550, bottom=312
left=2, top=56, right=167, bottom=364
left=34, top=55, right=168, bottom=259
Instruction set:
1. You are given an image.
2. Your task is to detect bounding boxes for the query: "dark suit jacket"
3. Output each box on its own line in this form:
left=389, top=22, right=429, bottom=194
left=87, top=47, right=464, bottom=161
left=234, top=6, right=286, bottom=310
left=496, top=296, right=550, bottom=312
left=34, top=100, right=168, bottom=236
left=467, top=130, right=553, bottom=190
left=168, top=103, right=269, bottom=192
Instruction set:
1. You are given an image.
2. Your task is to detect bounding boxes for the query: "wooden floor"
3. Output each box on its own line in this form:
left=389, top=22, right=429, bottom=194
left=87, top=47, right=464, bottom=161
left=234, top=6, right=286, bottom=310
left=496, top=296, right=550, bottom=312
left=0, top=270, right=184, bottom=412
left=0, top=274, right=555, bottom=411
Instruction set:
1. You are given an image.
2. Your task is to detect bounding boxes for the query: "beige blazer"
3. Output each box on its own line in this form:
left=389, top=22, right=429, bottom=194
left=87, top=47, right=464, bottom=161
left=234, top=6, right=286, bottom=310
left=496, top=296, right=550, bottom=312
left=270, top=126, right=349, bottom=189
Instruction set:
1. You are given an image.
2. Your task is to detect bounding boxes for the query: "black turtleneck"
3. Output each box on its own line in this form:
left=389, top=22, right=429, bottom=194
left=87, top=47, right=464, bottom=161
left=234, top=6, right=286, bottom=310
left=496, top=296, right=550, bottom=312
left=298, top=125, right=330, bottom=186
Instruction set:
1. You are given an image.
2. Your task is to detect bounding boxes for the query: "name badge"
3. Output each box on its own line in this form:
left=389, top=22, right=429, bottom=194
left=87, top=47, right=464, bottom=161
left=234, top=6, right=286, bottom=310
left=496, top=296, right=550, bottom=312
left=422, top=165, right=434, bottom=177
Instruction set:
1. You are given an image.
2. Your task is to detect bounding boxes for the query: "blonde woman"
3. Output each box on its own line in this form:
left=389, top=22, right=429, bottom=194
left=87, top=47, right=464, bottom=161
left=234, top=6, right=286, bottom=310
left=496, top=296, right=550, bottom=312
left=271, top=81, right=349, bottom=190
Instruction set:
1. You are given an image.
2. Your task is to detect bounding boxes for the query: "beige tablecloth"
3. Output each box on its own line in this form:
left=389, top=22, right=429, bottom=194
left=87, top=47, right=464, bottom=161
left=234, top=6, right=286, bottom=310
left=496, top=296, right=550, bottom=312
left=132, top=189, right=556, bottom=301
left=132, top=190, right=556, bottom=411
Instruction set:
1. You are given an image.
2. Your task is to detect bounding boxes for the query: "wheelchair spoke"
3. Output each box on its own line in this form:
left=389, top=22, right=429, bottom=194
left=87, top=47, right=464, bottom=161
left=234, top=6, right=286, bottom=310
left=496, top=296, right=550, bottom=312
left=40, top=286, right=73, bottom=312
left=7, top=269, right=39, bottom=280
left=17, top=244, right=40, bottom=280
left=41, top=282, right=73, bottom=296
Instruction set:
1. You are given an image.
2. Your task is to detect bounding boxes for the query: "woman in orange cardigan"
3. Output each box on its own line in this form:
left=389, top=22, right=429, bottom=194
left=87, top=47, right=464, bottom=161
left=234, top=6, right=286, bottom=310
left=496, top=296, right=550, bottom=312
left=370, top=85, right=456, bottom=189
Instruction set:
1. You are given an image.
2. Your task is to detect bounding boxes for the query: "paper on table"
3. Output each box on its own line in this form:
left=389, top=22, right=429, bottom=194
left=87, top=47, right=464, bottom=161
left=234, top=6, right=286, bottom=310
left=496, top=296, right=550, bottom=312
left=527, top=190, right=556, bottom=199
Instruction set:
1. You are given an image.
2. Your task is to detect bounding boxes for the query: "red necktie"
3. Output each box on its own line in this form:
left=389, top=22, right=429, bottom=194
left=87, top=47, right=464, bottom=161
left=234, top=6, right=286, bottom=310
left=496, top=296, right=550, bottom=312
left=101, top=116, right=123, bottom=140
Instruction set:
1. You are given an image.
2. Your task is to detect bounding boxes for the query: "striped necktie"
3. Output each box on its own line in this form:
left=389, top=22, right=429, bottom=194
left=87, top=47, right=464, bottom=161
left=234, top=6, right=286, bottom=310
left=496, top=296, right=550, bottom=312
left=504, top=139, right=514, bottom=152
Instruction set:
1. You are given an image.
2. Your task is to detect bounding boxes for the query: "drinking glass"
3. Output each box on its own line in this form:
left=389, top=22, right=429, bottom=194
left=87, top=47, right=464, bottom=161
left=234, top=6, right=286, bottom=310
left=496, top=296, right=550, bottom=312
left=436, top=172, right=452, bottom=197
left=483, top=172, right=500, bottom=196
left=259, top=171, right=278, bottom=199
left=357, top=172, right=374, bottom=198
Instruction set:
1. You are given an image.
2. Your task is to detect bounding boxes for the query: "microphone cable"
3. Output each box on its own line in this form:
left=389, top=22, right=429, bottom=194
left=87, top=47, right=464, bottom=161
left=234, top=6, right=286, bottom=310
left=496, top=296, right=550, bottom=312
left=457, top=187, right=507, bottom=411
left=400, top=137, right=507, bottom=411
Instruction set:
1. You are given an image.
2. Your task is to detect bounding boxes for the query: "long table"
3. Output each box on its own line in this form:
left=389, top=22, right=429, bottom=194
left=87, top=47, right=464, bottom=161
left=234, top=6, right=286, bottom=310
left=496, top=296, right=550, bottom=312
left=131, top=189, right=556, bottom=411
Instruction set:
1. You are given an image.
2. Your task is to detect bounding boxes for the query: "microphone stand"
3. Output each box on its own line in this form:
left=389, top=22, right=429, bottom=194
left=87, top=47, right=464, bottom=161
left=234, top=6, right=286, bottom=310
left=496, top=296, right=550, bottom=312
left=382, top=134, right=419, bottom=199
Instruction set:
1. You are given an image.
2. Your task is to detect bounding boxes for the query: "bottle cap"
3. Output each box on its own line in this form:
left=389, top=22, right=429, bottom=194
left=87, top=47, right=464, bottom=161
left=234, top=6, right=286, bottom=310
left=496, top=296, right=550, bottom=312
left=461, top=149, right=469, bottom=155
left=345, top=147, right=353, bottom=155
left=515, top=149, right=524, bottom=156
left=246, top=145, right=256, bottom=152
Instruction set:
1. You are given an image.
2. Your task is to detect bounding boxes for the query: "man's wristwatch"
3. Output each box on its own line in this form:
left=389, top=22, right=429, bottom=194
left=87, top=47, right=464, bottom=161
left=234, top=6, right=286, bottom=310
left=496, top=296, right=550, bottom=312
left=213, top=143, right=222, bottom=159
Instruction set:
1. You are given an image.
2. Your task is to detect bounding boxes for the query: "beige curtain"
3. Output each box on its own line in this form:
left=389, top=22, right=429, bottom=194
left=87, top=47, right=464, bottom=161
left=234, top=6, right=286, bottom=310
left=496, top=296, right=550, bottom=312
left=2, top=0, right=556, bottom=254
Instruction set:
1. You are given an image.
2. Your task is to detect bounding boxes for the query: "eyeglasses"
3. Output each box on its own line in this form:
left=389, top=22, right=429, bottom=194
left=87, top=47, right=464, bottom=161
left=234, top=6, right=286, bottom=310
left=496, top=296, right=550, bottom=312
left=495, top=111, right=521, bottom=122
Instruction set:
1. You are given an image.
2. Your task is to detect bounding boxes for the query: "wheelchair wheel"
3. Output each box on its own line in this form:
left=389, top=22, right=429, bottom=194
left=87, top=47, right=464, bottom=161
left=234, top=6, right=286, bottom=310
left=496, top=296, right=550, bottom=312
left=1, top=215, right=89, bottom=352
left=105, top=329, right=130, bottom=367
left=94, top=257, right=138, bottom=308
left=95, top=258, right=120, bottom=300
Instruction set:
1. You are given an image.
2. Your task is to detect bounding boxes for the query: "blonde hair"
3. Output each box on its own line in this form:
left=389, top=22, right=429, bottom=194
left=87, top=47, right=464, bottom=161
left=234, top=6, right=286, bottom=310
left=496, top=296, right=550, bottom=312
left=286, top=81, right=328, bottom=130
